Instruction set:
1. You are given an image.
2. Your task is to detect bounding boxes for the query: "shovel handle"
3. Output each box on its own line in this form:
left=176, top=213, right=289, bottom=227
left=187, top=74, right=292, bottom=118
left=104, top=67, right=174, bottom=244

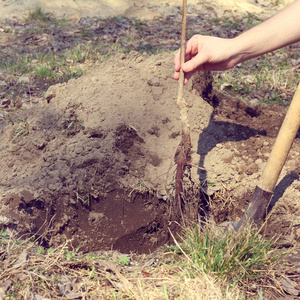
left=259, top=83, right=300, bottom=193
left=237, top=83, right=300, bottom=230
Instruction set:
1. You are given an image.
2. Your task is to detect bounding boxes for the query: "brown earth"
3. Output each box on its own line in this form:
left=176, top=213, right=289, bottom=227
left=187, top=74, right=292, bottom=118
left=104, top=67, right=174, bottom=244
left=1, top=51, right=300, bottom=260
left=0, top=1, right=300, bottom=296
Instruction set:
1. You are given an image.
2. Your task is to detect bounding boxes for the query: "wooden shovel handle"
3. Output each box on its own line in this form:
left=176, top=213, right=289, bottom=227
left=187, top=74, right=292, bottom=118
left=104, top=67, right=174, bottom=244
left=259, top=83, right=300, bottom=193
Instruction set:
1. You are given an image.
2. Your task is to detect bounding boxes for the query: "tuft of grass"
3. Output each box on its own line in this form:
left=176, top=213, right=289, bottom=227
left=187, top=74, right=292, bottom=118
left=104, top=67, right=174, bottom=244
left=34, top=65, right=55, bottom=80
left=128, top=18, right=145, bottom=30
left=2, top=214, right=285, bottom=299
left=244, top=12, right=262, bottom=29
left=12, top=119, right=29, bottom=142
left=119, top=256, right=130, bottom=266
left=62, top=117, right=84, bottom=136
left=36, top=246, right=45, bottom=255
left=180, top=221, right=284, bottom=289
left=211, top=13, right=261, bottom=32
left=55, top=18, right=68, bottom=27
left=66, top=44, right=92, bottom=63
left=75, top=189, right=90, bottom=207
left=27, top=8, right=52, bottom=22
left=0, top=54, right=33, bottom=77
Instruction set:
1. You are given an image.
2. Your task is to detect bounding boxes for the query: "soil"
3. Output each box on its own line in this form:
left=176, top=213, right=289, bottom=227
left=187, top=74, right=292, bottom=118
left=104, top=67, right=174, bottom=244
left=0, top=0, right=300, bottom=296
left=1, top=51, right=300, bottom=256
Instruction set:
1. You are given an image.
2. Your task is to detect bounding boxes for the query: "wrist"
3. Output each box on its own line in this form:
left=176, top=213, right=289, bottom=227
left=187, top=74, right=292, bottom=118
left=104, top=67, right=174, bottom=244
left=220, top=37, right=249, bottom=69
left=230, top=35, right=254, bottom=66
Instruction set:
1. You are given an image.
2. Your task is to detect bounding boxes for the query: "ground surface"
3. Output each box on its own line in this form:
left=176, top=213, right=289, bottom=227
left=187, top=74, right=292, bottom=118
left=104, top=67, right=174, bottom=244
left=1, top=0, right=300, bottom=298
left=0, top=0, right=293, bottom=20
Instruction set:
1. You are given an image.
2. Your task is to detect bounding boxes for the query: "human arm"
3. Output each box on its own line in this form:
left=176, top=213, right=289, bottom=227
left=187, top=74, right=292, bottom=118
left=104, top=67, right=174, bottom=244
left=174, top=0, right=300, bottom=84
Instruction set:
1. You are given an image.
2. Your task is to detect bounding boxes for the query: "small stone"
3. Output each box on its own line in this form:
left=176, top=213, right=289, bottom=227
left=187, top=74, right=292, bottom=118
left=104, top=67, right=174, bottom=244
left=245, top=163, right=258, bottom=175
left=255, top=158, right=263, bottom=165
left=220, top=82, right=233, bottom=90
left=14, top=249, right=28, bottom=267
left=249, top=99, right=259, bottom=105
left=17, top=76, right=30, bottom=84
left=205, top=186, right=220, bottom=196
left=136, top=56, right=144, bottom=63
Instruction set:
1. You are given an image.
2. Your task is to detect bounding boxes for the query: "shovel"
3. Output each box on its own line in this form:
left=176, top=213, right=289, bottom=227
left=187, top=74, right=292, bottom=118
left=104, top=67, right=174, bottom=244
left=236, top=83, right=300, bottom=230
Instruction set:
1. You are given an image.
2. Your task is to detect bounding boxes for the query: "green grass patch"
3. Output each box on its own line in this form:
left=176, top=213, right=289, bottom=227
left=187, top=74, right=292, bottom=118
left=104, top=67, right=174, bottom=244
left=12, top=119, right=29, bottom=142
left=27, top=7, right=52, bottom=22
left=0, top=54, right=33, bottom=77
left=34, top=65, right=55, bottom=80
left=212, top=13, right=261, bottom=32
left=181, top=222, right=283, bottom=285
left=214, top=48, right=299, bottom=105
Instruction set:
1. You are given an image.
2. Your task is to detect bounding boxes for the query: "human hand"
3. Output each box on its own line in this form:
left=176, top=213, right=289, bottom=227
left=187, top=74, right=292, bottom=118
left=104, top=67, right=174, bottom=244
left=174, top=35, right=238, bottom=84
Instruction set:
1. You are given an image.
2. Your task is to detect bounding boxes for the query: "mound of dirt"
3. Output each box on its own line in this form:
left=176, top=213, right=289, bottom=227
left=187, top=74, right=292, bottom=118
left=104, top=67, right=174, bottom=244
left=1, top=52, right=300, bottom=254
left=0, top=52, right=210, bottom=253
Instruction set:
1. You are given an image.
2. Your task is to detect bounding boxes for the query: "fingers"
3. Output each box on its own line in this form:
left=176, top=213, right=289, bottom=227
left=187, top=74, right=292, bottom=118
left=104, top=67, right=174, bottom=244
left=174, top=35, right=203, bottom=84
left=184, top=71, right=193, bottom=82
left=174, top=52, right=206, bottom=84
left=174, top=35, right=207, bottom=84
left=174, top=38, right=194, bottom=71
left=182, top=54, right=206, bottom=73
left=174, top=50, right=181, bottom=72
left=173, top=70, right=194, bottom=85
left=173, top=53, right=197, bottom=84
left=173, top=71, right=180, bottom=80
left=173, top=50, right=186, bottom=82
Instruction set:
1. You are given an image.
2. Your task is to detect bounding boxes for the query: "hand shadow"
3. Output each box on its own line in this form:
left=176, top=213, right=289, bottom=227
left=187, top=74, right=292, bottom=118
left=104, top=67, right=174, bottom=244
left=197, top=111, right=299, bottom=219
left=197, top=111, right=267, bottom=182
left=268, top=171, right=299, bottom=213
left=193, top=71, right=299, bottom=217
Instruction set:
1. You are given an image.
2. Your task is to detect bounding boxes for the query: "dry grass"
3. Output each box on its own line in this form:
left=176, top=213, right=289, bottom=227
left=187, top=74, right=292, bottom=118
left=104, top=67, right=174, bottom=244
left=0, top=214, right=287, bottom=300
left=0, top=225, right=242, bottom=299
